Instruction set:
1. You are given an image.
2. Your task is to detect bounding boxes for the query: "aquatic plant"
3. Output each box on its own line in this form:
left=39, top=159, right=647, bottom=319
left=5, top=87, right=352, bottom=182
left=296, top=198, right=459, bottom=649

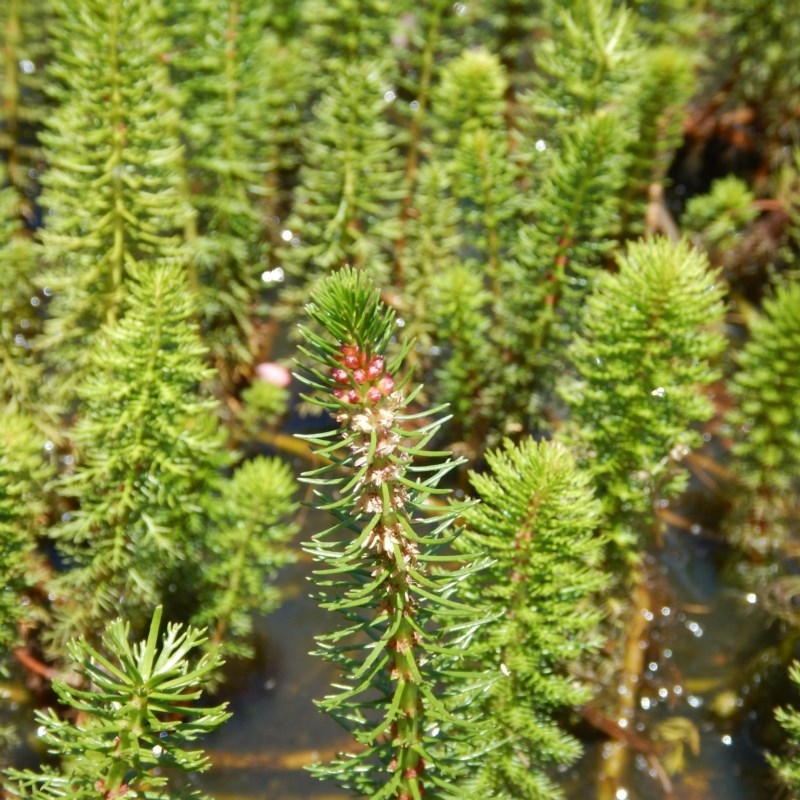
left=557, top=236, right=726, bottom=569
left=2, top=0, right=800, bottom=795
left=456, top=438, right=607, bottom=800
left=725, top=279, right=800, bottom=555
left=166, top=0, right=276, bottom=373
left=45, top=262, right=296, bottom=657
left=4, top=607, right=230, bottom=800
left=37, top=0, right=187, bottom=396
left=770, top=661, right=800, bottom=793
left=296, top=267, right=488, bottom=799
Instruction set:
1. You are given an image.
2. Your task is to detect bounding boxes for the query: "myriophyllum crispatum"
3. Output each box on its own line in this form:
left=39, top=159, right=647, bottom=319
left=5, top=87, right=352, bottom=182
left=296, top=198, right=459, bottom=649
left=4, top=606, right=230, bottom=800
left=456, top=438, right=608, bottom=800
left=296, top=266, right=488, bottom=800
left=558, top=236, right=726, bottom=569
left=725, top=279, right=800, bottom=554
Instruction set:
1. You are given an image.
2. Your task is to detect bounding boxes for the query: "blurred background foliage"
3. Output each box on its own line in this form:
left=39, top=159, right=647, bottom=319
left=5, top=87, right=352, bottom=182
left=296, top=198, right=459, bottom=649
left=1, top=0, right=800, bottom=797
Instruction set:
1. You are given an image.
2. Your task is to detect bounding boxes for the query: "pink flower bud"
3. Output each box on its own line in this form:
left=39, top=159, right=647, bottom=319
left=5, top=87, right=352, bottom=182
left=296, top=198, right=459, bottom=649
left=378, top=375, right=395, bottom=394
left=255, top=362, right=292, bottom=388
left=347, top=389, right=361, bottom=404
left=332, top=388, right=347, bottom=400
left=366, top=356, right=384, bottom=379
left=344, top=353, right=360, bottom=369
left=352, top=368, right=367, bottom=384
left=331, top=368, right=349, bottom=384
left=366, top=386, right=382, bottom=403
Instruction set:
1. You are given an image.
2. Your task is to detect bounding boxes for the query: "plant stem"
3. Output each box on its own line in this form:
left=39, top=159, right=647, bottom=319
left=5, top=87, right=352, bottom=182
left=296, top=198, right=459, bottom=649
left=598, top=580, right=651, bottom=800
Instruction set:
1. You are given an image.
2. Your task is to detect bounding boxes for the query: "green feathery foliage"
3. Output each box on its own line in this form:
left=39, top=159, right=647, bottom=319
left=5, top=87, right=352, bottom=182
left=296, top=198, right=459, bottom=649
left=444, top=125, right=519, bottom=301
left=724, top=280, right=800, bottom=554
left=391, top=0, right=472, bottom=214
left=619, top=44, right=695, bottom=237
left=431, top=48, right=516, bottom=252
left=527, top=0, right=639, bottom=136
left=296, top=267, right=487, bottom=799
left=456, top=438, right=607, bottom=800
left=0, top=165, right=40, bottom=413
left=783, top=149, right=800, bottom=271
left=38, top=0, right=187, bottom=391
left=769, top=661, right=800, bottom=794
left=0, top=413, right=51, bottom=674
left=167, top=0, right=275, bottom=372
left=628, top=0, right=707, bottom=45
left=467, top=0, right=544, bottom=81
left=192, top=455, right=298, bottom=659
left=557, top=237, right=726, bottom=567
left=421, top=50, right=519, bottom=442
left=426, top=264, right=496, bottom=444
left=4, top=607, right=230, bottom=800
left=280, top=63, right=403, bottom=301
left=431, top=48, right=509, bottom=149
left=300, top=0, right=407, bottom=75
left=510, top=110, right=632, bottom=392
left=46, top=263, right=231, bottom=649
left=255, top=32, right=311, bottom=231
left=683, top=175, right=758, bottom=258
left=401, top=161, right=462, bottom=350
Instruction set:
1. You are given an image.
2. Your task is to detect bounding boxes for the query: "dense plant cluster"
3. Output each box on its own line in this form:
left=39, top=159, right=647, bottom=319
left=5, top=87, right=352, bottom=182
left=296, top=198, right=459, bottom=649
left=1, top=0, right=800, bottom=798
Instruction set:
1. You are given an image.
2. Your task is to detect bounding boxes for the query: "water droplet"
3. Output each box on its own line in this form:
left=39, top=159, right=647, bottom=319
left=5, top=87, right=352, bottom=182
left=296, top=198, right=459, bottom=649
left=535, top=139, right=547, bottom=152
left=721, top=734, right=732, bottom=746
left=658, top=687, right=669, bottom=699
left=745, top=592, right=757, bottom=604
left=20, top=59, right=35, bottom=74
left=409, top=100, right=420, bottom=111
left=616, top=789, right=629, bottom=800
left=640, top=697, right=652, bottom=710
left=43, top=286, right=53, bottom=297
left=687, top=694, right=703, bottom=708
left=690, top=523, right=701, bottom=535
left=280, top=228, right=293, bottom=242
left=384, top=90, right=396, bottom=102
left=651, top=386, right=666, bottom=398
left=648, top=661, right=658, bottom=672
left=686, top=620, right=703, bottom=638
left=261, top=267, right=285, bottom=284
left=30, top=296, right=40, bottom=307
left=661, top=606, right=671, bottom=616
